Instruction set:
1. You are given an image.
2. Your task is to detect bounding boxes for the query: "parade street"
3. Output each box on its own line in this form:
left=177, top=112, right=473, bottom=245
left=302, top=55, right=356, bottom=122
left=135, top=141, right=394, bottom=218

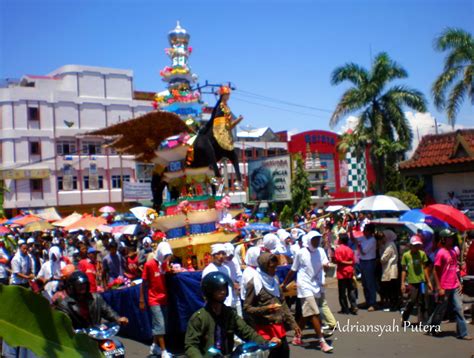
left=122, top=279, right=473, bottom=358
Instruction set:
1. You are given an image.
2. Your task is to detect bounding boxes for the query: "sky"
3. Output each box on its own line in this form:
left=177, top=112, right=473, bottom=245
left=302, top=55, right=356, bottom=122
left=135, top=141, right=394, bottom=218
left=1, top=0, right=473, bottom=137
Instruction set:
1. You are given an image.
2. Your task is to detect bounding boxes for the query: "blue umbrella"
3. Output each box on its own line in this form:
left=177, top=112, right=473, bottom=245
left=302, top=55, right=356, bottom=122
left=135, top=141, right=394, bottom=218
left=243, top=223, right=278, bottom=232
left=399, top=209, right=448, bottom=228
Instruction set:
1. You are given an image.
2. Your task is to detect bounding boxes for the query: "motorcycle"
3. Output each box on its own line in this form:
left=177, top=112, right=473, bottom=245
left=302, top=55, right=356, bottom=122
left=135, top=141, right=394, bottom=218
left=208, top=341, right=277, bottom=358
left=75, top=322, right=125, bottom=357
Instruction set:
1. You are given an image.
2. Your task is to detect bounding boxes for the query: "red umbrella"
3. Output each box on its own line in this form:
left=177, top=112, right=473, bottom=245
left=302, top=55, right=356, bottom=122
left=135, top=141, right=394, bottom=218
left=0, top=226, right=10, bottom=234
left=421, top=204, right=474, bottom=231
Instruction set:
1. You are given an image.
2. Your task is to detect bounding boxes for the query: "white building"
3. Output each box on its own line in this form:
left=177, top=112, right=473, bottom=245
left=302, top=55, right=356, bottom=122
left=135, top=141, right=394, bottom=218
left=0, top=65, right=155, bottom=215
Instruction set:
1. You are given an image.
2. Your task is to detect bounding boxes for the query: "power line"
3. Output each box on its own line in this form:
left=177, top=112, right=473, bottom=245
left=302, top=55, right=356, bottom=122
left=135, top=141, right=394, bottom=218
left=234, top=88, right=333, bottom=113
left=232, top=95, right=329, bottom=120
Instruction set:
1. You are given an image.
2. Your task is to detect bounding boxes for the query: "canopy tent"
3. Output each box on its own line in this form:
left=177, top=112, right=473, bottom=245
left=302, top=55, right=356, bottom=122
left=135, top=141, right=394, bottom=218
left=12, top=215, right=43, bottom=227
left=23, top=221, right=54, bottom=233
left=52, top=213, right=82, bottom=227
left=29, top=207, right=62, bottom=222
left=65, top=215, right=107, bottom=232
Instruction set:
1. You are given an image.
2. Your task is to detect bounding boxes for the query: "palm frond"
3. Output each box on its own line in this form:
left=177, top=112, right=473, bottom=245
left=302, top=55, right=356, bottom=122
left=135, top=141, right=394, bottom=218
left=431, top=66, right=463, bottom=109
left=464, top=64, right=474, bottom=104
left=446, top=80, right=467, bottom=127
left=383, top=85, right=427, bottom=112
left=435, top=28, right=473, bottom=52
left=444, top=47, right=473, bottom=71
left=329, top=88, right=366, bottom=128
left=330, top=63, right=369, bottom=86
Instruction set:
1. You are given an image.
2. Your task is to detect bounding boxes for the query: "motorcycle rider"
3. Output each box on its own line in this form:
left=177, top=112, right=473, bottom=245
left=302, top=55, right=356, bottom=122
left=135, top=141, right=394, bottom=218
left=185, top=271, right=280, bottom=357
left=56, top=271, right=128, bottom=330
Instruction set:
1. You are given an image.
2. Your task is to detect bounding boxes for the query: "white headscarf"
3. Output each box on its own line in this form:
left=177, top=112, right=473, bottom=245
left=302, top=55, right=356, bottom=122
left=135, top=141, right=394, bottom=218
left=277, top=229, right=290, bottom=242
left=224, top=243, right=235, bottom=257
left=253, top=253, right=280, bottom=297
left=245, top=246, right=260, bottom=267
left=211, top=243, right=227, bottom=255
left=383, top=230, right=397, bottom=243
left=263, top=233, right=279, bottom=251
left=155, top=241, right=172, bottom=264
left=142, top=237, right=152, bottom=246
left=48, top=246, right=62, bottom=278
left=303, top=230, right=321, bottom=252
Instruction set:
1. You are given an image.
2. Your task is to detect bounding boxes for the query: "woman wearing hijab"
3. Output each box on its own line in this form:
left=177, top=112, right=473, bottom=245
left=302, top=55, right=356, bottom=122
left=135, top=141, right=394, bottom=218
left=379, top=230, right=399, bottom=311
left=244, top=252, right=301, bottom=358
left=139, top=241, right=173, bottom=358
left=37, top=246, right=66, bottom=302
left=240, top=246, right=260, bottom=302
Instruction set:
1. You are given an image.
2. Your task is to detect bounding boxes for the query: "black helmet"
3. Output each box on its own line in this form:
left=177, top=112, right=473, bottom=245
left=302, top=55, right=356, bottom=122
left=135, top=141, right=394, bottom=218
left=201, top=271, right=232, bottom=300
left=66, top=271, right=90, bottom=299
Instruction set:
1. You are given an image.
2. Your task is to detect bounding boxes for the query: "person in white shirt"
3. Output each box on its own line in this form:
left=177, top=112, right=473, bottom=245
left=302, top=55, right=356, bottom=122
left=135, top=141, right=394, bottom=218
left=10, top=241, right=35, bottom=287
left=224, top=243, right=243, bottom=315
left=282, top=231, right=334, bottom=353
left=37, top=246, right=66, bottom=302
left=202, top=243, right=234, bottom=307
left=0, top=239, right=10, bottom=285
left=241, top=246, right=261, bottom=301
left=351, top=224, right=377, bottom=311
left=277, top=229, right=294, bottom=259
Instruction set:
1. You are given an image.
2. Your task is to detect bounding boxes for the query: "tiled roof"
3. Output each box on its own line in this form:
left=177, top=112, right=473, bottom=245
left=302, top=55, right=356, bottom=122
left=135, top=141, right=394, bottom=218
left=399, top=129, right=474, bottom=170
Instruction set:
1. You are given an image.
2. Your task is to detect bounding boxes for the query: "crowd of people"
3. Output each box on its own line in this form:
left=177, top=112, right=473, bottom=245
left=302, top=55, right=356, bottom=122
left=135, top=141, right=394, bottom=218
left=1, top=206, right=474, bottom=357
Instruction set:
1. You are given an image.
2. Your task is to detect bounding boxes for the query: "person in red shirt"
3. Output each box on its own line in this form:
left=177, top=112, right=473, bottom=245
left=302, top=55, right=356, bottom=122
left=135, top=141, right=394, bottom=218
left=77, top=247, right=99, bottom=293
left=139, top=241, right=173, bottom=358
left=333, top=233, right=358, bottom=315
left=124, top=246, right=141, bottom=280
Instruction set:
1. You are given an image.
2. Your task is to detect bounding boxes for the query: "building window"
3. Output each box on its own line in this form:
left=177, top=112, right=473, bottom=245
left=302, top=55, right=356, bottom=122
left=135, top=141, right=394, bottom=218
left=57, top=176, right=78, bottom=190
left=57, top=141, right=76, bottom=155
left=28, top=107, right=40, bottom=121
left=82, top=142, right=102, bottom=155
left=83, top=176, right=104, bottom=190
left=111, top=175, right=131, bottom=188
left=30, top=179, right=43, bottom=192
left=30, top=141, right=41, bottom=155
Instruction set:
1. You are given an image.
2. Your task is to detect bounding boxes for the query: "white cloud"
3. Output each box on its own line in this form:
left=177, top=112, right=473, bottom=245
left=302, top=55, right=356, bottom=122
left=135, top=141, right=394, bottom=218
left=338, top=115, right=359, bottom=134
left=405, top=111, right=466, bottom=158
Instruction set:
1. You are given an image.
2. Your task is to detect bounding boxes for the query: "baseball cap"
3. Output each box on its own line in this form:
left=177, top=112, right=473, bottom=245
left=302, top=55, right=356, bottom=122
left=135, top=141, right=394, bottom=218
left=439, top=229, right=456, bottom=238
left=410, top=235, right=423, bottom=246
left=87, top=247, right=97, bottom=254
left=27, top=238, right=35, bottom=244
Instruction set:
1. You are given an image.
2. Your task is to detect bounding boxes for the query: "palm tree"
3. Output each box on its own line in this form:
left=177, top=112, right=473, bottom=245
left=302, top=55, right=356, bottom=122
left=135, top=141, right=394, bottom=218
left=432, top=28, right=474, bottom=128
left=330, top=52, right=427, bottom=193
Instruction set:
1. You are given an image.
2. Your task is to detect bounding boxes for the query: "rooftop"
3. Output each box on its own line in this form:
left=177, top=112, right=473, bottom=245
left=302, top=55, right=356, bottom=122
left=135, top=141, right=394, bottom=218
left=399, top=129, right=474, bottom=170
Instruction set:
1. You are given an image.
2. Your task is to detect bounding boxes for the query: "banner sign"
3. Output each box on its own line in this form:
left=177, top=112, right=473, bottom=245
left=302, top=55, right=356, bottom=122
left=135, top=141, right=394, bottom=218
left=123, top=182, right=153, bottom=200
left=248, top=155, right=291, bottom=202
left=0, top=169, right=50, bottom=180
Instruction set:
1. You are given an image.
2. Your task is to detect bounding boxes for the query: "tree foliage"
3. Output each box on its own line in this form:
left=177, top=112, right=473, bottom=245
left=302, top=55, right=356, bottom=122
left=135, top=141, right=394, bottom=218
left=291, top=154, right=311, bottom=216
left=330, top=52, right=427, bottom=193
left=385, top=190, right=422, bottom=209
left=279, top=204, right=293, bottom=226
left=432, top=28, right=474, bottom=127
left=0, top=285, right=102, bottom=358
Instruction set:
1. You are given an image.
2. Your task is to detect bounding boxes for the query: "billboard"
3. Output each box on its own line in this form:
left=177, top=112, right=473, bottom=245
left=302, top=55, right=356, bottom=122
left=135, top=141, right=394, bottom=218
left=248, top=155, right=291, bottom=202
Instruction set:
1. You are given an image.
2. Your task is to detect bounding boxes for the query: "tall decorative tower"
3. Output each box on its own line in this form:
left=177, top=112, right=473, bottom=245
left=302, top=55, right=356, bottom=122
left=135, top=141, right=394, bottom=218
left=305, top=144, right=330, bottom=206
left=154, top=22, right=202, bottom=123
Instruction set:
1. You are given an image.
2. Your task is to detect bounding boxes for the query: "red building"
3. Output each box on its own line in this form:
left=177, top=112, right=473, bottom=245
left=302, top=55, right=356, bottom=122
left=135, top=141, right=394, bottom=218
left=288, top=130, right=376, bottom=206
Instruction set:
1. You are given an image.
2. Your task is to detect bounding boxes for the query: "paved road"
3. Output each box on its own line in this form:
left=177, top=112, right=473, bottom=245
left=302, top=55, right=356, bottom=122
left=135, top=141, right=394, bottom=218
left=122, top=281, right=473, bottom=357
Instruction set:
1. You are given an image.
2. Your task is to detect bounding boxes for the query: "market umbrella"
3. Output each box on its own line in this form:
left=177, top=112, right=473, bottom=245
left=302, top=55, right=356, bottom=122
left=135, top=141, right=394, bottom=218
left=0, top=226, right=10, bottom=234
left=97, top=224, right=113, bottom=233
left=130, top=206, right=157, bottom=222
left=421, top=204, right=474, bottom=231
left=52, top=212, right=82, bottom=227
left=399, top=209, right=449, bottom=228
left=23, top=220, right=53, bottom=233
left=13, top=215, right=43, bottom=227
left=99, top=205, right=116, bottom=214
left=351, top=195, right=410, bottom=212
left=65, top=215, right=107, bottom=232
